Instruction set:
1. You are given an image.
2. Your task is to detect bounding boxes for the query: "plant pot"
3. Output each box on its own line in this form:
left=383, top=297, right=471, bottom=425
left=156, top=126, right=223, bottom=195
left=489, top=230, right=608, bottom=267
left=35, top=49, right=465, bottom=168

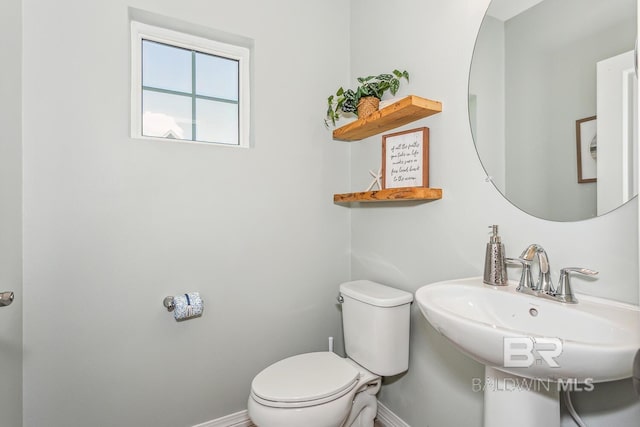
left=357, top=96, right=380, bottom=119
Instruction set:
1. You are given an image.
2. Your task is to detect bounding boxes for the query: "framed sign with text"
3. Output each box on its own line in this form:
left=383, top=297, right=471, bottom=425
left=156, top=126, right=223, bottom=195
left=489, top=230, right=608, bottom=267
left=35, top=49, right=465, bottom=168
left=382, top=127, right=429, bottom=189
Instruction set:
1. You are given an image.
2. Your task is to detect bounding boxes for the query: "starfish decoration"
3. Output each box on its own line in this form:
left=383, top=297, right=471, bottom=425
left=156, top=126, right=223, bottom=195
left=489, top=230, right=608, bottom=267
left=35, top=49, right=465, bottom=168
left=366, top=168, right=382, bottom=191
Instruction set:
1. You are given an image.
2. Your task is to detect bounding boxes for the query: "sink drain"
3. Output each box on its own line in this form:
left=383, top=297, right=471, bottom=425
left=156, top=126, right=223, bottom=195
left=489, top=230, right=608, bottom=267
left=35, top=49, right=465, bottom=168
left=529, top=308, right=539, bottom=317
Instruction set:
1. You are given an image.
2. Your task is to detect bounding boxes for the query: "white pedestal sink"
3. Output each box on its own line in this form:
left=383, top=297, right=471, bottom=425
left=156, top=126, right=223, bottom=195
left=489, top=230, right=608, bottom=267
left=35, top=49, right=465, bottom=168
left=482, top=366, right=560, bottom=426
left=415, top=277, right=640, bottom=427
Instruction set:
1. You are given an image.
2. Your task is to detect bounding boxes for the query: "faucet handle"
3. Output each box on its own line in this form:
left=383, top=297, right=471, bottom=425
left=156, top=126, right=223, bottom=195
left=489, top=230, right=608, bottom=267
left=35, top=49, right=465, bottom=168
left=506, top=258, right=535, bottom=293
left=555, top=267, right=598, bottom=304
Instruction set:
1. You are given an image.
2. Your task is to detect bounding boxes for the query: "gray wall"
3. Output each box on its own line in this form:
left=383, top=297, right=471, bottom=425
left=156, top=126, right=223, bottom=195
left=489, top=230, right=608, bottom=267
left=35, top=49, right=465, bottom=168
left=21, top=0, right=350, bottom=425
left=0, top=0, right=23, bottom=425
left=350, top=0, right=639, bottom=426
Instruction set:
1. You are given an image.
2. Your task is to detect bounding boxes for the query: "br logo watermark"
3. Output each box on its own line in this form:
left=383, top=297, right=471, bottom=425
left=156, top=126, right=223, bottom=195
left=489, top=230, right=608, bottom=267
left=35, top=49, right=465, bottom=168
left=503, top=337, right=562, bottom=368
left=470, top=337, right=594, bottom=393
left=471, top=376, right=594, bottom=393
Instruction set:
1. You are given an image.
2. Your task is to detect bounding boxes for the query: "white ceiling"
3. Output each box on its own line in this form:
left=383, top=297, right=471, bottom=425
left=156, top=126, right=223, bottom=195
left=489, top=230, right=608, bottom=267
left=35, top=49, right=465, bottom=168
left=487, top=0, right=545, bottom=21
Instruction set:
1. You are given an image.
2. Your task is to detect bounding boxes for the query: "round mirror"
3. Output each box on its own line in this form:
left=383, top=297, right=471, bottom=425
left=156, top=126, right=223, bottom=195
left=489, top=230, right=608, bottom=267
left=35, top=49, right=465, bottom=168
left=469, top=0, right=637, bottom=221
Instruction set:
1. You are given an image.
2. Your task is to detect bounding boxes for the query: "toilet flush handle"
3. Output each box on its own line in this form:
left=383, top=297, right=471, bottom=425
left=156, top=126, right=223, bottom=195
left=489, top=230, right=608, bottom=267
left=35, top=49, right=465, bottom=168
left=337, top=294, right=344, bottom=304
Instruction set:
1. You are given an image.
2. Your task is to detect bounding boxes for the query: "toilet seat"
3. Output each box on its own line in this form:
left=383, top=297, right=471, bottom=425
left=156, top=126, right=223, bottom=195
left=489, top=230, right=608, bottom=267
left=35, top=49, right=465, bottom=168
left=250, top=352, right=360, bottom=408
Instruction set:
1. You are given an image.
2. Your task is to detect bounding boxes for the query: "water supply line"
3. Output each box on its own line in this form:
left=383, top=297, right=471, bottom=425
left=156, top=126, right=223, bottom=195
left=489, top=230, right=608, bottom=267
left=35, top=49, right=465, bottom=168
left=563, top=390, right=587, bottom=427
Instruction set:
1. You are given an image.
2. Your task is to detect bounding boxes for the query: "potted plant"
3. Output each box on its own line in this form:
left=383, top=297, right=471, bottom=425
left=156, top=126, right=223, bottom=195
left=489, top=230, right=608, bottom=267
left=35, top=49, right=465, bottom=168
left=325, top=69, right=410, bottom=127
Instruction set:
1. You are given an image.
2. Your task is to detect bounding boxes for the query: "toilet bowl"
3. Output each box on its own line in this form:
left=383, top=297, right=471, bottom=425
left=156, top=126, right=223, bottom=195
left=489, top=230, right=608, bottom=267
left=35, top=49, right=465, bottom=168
left=247, top=280, right=413, bottom=427
left=248, top=352, right=380, bottom=427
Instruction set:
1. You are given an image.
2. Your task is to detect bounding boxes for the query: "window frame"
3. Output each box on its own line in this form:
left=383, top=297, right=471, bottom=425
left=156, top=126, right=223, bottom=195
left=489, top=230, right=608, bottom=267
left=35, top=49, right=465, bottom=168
left=130, top=21, right=251, bottom=148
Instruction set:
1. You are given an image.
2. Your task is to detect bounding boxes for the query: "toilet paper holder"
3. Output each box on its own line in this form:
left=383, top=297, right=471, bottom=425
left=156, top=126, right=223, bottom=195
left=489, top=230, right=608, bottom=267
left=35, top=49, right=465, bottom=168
left=163, top=293, right=204, bottom=321
left=163, top=296, right=176, bottom=312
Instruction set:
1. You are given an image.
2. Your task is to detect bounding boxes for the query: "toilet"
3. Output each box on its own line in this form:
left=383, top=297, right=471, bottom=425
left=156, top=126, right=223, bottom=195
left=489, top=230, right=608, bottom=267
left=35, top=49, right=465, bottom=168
left=247, top=280, right=413, bottom=427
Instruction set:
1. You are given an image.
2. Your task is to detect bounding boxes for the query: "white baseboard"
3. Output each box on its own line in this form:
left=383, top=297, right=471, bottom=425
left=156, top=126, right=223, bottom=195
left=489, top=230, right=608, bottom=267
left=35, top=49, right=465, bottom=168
left=192, top=410, right=255, bottom=427
left=195, top=401, right=409, bottom=427
left=376, top=402, right=411, bottom=427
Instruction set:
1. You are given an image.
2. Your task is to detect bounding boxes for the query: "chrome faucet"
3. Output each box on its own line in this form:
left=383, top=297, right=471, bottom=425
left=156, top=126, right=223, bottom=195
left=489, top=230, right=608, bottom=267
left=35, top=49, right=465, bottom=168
left=509, top=245, right=597, bottom=304
left=519, top=244, right=554, bottom=294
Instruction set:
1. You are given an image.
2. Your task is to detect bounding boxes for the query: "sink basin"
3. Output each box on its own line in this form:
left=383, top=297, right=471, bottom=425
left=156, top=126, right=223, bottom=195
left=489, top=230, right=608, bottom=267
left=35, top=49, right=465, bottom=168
left=416, top=277, right=640, bottom=382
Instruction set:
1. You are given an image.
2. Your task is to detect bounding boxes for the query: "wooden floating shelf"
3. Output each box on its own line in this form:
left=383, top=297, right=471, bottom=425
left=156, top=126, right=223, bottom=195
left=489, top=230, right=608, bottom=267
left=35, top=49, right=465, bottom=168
left=334, top=187, right=443, bottom=204
left=332, top=95, right=442, bottom=141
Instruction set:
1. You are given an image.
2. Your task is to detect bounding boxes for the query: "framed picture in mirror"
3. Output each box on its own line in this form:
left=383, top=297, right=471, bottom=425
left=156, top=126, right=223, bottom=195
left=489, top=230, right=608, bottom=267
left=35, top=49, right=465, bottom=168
left=576, top=116, right=597, bottom=183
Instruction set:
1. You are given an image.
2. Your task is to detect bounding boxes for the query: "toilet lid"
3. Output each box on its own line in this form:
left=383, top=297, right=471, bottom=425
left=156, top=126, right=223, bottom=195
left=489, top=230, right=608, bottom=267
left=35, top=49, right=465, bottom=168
left=251, top=352, right=359, bottom=404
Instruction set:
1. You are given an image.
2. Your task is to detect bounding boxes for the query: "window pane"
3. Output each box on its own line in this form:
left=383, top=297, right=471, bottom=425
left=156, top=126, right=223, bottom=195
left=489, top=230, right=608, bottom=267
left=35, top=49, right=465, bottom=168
left=195, top=52, right=238, bottom=101
left=142, top=40, right=192, bottom=94
left=142, top=90, right=192, bottom=140
left=195, top=99, right=238, bottom=144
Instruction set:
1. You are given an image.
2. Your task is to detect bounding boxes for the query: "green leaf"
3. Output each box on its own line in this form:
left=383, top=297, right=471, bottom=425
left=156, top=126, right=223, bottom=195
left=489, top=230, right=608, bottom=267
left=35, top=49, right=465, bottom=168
left=358, top=75, right=374, bottom=83
left=390, top=80, right=399, bottom=95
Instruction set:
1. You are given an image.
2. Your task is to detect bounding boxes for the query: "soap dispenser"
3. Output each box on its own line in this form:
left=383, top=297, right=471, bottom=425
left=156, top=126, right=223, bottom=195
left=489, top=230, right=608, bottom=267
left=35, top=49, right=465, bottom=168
left=483, top=225, right=508, bottom=286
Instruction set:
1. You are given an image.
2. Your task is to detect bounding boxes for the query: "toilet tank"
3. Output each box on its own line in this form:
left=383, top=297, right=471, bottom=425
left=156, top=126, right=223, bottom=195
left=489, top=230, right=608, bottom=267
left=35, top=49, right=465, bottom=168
left=339, top=280, right=413, bottom=376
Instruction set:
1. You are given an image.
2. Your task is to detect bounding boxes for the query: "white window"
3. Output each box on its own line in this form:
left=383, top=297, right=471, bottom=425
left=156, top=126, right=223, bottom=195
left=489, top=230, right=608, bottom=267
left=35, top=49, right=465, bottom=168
left=131, top=21, right=250, bottom=147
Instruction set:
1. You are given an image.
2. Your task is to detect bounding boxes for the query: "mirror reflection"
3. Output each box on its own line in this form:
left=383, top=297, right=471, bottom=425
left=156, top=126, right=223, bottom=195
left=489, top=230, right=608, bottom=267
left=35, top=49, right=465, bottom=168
left=469, top=0, right=637, bottom=221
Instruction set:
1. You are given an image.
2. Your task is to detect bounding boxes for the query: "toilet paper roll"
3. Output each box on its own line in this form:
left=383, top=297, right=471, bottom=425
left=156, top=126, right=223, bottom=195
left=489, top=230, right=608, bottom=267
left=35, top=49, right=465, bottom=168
left=173, top=292, right=204, bottom=321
